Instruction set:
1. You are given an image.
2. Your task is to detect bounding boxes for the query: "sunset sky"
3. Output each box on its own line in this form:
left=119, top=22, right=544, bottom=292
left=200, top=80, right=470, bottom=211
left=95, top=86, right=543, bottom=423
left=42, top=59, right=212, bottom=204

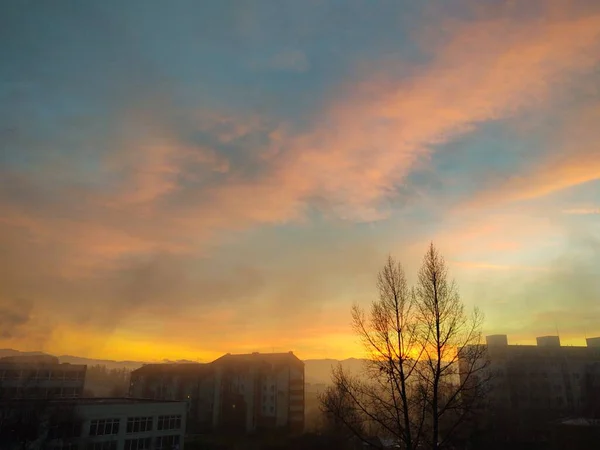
left=1, top=0, right=599, bottom=362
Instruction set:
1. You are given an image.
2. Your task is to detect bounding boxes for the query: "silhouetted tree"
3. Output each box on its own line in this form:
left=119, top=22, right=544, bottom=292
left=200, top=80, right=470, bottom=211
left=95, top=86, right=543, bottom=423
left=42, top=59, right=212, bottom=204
left=320, top=244, right=489, bottom=450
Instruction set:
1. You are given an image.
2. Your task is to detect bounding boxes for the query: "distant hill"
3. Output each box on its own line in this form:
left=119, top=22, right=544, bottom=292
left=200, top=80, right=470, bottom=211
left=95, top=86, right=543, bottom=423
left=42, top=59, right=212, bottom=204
left=0, top=348, right=366, bottom=385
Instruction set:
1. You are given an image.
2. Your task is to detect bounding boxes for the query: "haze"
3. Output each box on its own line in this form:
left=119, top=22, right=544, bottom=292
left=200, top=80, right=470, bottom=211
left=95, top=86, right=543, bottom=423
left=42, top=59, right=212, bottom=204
left=1, top=0, right=599, bottom=362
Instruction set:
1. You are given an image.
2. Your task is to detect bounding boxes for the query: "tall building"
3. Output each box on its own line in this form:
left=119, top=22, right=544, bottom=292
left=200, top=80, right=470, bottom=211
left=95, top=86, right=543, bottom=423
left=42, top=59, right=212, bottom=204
left=129, top=351, right=305, bottom=434
left=460, top=335, right=600, bottom=445
left=0, top=355, right=86, bottom=399
left=211, top=352, right=305, bottom=433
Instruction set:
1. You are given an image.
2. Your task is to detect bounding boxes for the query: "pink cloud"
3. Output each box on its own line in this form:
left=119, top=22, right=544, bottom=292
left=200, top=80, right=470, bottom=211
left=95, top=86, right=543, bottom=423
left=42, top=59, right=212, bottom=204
left=260, top=5, right=600, bottom=220
left=4, top=2, right=600, bottom=276
left=464, top=104, right=600, bottom=209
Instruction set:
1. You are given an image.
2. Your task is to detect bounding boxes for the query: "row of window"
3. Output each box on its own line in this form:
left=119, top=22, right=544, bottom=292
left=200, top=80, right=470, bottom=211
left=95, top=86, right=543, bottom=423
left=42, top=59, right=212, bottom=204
left=90, top=415, right=182, bottom=436
left=127, top=416, right=153, bottom=433
left=157, top=415, right=182, bottom=431
left=125, top=437, right=151, bottom=450
left=0, top=386, right=81, bottom=399
left=90, top=419, right=120, bottom=436
left=87, top=435, right=178, bottom=450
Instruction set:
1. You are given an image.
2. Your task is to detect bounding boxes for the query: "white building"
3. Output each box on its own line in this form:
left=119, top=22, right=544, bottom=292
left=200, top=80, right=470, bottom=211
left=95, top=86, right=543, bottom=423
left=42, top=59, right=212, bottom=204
left=78, top=398, right=186, bottom=450
left=21, top=398, right=188, bottom=450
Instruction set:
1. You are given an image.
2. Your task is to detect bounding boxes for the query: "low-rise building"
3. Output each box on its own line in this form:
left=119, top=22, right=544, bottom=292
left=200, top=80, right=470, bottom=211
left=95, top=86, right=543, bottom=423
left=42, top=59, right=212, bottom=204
left=2, top=397, right=187, bottom=450
left=0, top=355, right=86, bottom=399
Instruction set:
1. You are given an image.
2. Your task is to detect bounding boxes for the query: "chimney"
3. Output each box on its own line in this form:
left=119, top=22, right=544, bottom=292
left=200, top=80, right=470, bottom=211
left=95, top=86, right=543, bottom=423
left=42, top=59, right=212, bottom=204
left=536, top=336, right=561, bottom=347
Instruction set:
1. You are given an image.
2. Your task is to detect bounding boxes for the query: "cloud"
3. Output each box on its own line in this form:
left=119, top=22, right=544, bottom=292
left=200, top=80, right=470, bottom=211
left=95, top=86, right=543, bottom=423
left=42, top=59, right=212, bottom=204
left=463, top=102, right=600, bottom=210
left=2, top=0, right=600, bottom=358
left=0, top=298, right=33, bottom=339
left=258, top=3, right=600, bottom=221
left=563, top=207, right=600, bottom=215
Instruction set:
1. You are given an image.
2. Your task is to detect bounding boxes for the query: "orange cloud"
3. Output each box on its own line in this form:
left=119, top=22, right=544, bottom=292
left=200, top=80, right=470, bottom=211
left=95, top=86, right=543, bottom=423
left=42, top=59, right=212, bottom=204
left=261, top=5, right=600, bottom=221
left=563, top=207, right=600, bottom=215
left=463, top=104, right=600, bottom=209
left=3, top=1, right=600, bottom=360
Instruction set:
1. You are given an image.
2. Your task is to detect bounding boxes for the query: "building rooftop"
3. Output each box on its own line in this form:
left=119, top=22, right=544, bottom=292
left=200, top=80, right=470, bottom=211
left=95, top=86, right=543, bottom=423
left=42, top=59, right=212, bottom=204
left=212, top=351, right=304, bottom=366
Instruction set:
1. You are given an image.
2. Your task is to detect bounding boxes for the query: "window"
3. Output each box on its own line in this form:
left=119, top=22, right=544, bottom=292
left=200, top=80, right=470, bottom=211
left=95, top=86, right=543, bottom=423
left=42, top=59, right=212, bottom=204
left=270, top=406, right=274, bottom=413
left=125, top=437, right=151, bottom=450
left=157, top=415, right=181, bottom=431
left=89, top=419, right=120, bottom=436
left=65, top=371, right=79, bottom=381
left=155, top=435, right=179, bottom=450
left=127, top=416, right=153, bottom=433
left=87, top=442, right=117, bottom=450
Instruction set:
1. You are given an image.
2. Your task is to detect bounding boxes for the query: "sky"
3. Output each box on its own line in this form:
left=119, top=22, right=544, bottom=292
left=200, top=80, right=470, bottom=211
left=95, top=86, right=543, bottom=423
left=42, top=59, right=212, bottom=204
left=0, top=0, right=599, bottom=362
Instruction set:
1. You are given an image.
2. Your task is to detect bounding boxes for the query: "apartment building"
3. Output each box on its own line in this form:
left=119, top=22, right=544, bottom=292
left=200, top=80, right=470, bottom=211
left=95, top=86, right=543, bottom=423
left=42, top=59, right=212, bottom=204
left=460, top=334, right=600, bottom=444
left=211, top=352, right=305, bottom=433
left=0, top=355, right=86, bottom=399
left=129, top=351, right=305, bottom=434
left=468, top=335, right=600, bottom=412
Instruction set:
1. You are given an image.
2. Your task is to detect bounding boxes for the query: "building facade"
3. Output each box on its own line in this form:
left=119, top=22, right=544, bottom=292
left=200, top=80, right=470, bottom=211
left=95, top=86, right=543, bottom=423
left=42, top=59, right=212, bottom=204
left=211, top=352, right=305, bottom=433
left=2, top=398, right=188, bottom=450
left=129, top=352, right=305, bottom=434
left=460, top=334, right=600, bottom=446
left=75, top=398, right=187, bottom=450
left=0, top=355, right=86, bottom=399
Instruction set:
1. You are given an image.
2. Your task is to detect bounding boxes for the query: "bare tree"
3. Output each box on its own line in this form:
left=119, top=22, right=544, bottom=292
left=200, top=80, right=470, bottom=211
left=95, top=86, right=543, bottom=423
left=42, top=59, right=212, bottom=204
left=320, top=244, right=489, bottom=450
left=414, top=244, right=489, bottom=449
